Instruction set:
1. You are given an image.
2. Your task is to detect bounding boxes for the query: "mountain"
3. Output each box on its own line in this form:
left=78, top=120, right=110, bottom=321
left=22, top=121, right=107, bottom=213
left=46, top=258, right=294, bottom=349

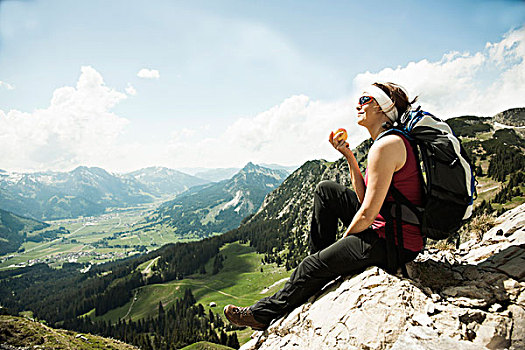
left=239, top=158, right=351, bottom=268
left=494, top=107, right=525, bottom=127
left=151, top=163, right=289, bottom=238
left=259, top=163, right=300, bottom=173
left=180, top=164, right=295, bottom=183
left=0, top=166, right=153, bottom=220
left=0, top=209, right=49, bottom=255
left=123, top=166, right=209, bottom=197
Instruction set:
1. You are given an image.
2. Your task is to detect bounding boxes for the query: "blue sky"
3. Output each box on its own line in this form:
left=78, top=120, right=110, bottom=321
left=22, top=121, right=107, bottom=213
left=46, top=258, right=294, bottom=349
left=0, top=0, right=524, bottom=172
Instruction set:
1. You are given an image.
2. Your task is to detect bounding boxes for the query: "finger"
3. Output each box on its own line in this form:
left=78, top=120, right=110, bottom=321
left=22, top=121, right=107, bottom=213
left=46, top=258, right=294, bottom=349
left=329, top=131, right=334, bottom=143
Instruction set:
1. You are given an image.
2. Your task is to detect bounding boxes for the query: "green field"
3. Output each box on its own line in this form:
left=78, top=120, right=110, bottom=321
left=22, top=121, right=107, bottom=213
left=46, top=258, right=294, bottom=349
left=92, top=242, right=291, bottom=344
left=181, top=341, right=234, bottom=350
left=0, top=202, right=198, bottom=269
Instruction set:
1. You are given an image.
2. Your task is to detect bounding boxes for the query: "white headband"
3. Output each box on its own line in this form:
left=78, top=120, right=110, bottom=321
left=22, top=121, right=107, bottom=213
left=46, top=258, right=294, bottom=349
left=362, top=85, right=398, bottom=122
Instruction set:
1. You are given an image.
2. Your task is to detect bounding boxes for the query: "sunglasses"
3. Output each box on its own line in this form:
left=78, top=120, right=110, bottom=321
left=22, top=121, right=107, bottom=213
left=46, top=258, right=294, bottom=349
left=358, top=95, right=374, bottom=106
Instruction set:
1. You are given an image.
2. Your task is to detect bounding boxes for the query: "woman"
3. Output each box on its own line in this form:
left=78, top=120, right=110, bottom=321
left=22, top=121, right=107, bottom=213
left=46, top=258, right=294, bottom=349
left=224, top=82, right=424, bottom=331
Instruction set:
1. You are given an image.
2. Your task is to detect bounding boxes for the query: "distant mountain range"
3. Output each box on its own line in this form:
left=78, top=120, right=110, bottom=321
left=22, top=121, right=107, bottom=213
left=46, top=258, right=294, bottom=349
left=0, top=107, right=522, bottom=257
left=151, top=162, right=289, bottom=238
left=122, top=166, right=208, bottom=196
left=0, top=166, right=153, bottom=220
left=177, top=164, right=299, bottom=183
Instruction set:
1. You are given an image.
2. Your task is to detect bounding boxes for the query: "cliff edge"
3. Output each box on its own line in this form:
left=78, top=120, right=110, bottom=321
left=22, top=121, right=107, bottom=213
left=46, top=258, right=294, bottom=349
left=241, top=203, right=525, bottom=350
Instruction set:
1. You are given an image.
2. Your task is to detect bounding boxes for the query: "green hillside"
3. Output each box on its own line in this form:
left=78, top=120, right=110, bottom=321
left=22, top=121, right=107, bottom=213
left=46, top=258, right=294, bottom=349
left=493, top=107, right=525, bottom=127
left=93, top=242, right=289, bottom=320
left=152, top=163, right=288, bottom=239
left=0, top=315, right=138, bottom=349
left=0, top=209, right=49, bottom=255
left=181, top=341, right=234, bottom=350
left=91, top=242, right=289, bottom=345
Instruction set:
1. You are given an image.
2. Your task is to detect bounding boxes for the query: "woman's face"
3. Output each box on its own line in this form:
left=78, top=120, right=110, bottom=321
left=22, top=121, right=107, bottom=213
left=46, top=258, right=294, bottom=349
left=356, top=96, right=382, bottom=127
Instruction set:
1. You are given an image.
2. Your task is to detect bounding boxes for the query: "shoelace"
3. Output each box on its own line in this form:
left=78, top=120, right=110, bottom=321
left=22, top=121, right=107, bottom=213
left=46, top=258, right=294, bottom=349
left=237, top=307, right=251, bottom=317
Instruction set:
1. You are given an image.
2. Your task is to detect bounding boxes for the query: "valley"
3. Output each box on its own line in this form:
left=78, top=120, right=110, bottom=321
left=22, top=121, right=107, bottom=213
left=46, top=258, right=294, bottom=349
left=0, top=200, right=186, bottom=269
left=0, top=163, right=290, bottom=267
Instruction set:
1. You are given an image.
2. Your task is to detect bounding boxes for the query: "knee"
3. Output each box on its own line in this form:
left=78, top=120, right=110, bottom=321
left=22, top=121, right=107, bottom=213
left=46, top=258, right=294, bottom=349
left=298, top=254, right=324, bottom=274
left=314, top=180, right=335, bottom=197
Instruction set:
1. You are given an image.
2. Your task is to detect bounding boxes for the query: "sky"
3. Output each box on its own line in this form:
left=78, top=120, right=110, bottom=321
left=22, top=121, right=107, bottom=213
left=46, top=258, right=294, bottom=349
left=0, top=0, right=524, bottom=173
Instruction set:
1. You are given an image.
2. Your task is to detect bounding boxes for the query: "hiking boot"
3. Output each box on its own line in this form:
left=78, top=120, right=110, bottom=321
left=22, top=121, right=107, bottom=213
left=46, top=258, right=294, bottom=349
left=224, top=304, right=268, bottom=331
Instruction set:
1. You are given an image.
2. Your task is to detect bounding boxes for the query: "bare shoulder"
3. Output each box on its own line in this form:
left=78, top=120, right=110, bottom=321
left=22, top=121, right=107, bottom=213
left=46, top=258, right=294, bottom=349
left=369, top=134, right=406, bottom=170
left=370, top=134, right=405, bottom=153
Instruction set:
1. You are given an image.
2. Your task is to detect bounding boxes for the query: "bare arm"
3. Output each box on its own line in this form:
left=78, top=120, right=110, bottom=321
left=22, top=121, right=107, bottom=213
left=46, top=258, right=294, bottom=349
left=343, top=135, right=406, bottom=236
left=329, top=132, right=366, bottom=202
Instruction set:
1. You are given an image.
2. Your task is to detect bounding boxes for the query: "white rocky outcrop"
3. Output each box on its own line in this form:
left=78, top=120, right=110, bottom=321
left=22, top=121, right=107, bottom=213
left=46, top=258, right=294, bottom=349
left=241, top=203, right=525, bottom=350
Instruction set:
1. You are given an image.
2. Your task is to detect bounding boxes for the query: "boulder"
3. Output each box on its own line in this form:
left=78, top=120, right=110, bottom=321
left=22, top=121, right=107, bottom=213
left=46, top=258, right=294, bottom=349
left=240, top=203, right=525, bottom=350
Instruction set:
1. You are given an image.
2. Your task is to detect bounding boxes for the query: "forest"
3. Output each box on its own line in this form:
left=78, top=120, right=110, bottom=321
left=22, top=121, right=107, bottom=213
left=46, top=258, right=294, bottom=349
left=63, top=289, right=239, bottom=350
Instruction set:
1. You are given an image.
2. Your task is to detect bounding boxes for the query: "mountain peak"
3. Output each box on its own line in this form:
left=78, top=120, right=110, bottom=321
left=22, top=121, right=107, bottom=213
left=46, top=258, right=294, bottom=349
left=242, top=162, right=257, bottom=170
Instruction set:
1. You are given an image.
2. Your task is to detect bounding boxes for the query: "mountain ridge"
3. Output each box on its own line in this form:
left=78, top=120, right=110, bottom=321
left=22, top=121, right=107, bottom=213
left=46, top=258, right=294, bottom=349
left=152, top=163, right=289, bottom=238
left=123, top=166, right=209, bottom=197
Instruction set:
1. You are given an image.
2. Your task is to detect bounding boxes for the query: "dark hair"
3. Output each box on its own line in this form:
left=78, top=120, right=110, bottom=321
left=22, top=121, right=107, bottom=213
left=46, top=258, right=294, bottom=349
left=373, top=82, right=418, bottom=118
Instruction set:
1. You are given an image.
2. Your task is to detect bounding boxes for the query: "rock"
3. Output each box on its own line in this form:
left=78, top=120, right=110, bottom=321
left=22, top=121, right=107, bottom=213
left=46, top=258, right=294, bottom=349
left=413, top=313, right=433, bottom=327
left=508, top=304, right=525, bottom=350
left=463, top=266, right=481, bottom=280
left=472, top=313, right=512, bottom=349
left=425, top=301, right=435, bottom=315
left=242, top=267, right=429, bottom=350
left=442, top=285, right=494, bottom=308
left=488, top=303, right=503, bottom=312
left=503, top=279, right=520, bottom=300
left=391, top=326, right=486, bottom=350
left=241, top=203, right=525, bottom=350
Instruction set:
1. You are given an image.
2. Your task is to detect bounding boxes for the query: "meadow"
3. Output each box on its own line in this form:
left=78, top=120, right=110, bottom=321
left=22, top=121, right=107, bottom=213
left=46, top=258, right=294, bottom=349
left=89, top=242, right=291, bottom=344
left=0, top=202, right=197, bottom=269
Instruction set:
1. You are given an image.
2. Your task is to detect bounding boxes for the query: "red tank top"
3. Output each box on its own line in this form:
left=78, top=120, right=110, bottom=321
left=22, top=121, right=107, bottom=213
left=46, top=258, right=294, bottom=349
left=365, top=135, right=424, bottom=252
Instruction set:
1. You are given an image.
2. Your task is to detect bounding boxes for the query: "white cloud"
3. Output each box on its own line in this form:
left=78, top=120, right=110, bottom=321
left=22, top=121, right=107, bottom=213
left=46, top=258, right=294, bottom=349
left=163, top=27, right=525, bottom=169
left=125, top=83, right=137, bottom=96
left=0, top=81, right=15, bottom=90
left=353, top=26, right=525, bottom=118
left=0, top=66, right=129, bottom=171
left=164, top=95, right=365, bottom=168
left=2, top=28, right=524, bottom=173
left=137, top=68, right=160, bottom=79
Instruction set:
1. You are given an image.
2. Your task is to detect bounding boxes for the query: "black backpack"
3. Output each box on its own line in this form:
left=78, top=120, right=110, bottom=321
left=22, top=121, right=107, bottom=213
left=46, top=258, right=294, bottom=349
left=377, top=107, right=476, bottom=274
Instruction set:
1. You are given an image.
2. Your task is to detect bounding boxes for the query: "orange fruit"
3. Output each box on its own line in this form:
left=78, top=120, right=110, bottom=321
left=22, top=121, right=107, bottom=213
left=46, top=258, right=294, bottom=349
left=334, top=128, right=347, bottom=142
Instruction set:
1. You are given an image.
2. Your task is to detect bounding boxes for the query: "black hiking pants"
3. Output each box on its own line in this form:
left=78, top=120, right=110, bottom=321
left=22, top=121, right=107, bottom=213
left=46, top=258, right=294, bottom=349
left=250, top=180, right=419, bottom=325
